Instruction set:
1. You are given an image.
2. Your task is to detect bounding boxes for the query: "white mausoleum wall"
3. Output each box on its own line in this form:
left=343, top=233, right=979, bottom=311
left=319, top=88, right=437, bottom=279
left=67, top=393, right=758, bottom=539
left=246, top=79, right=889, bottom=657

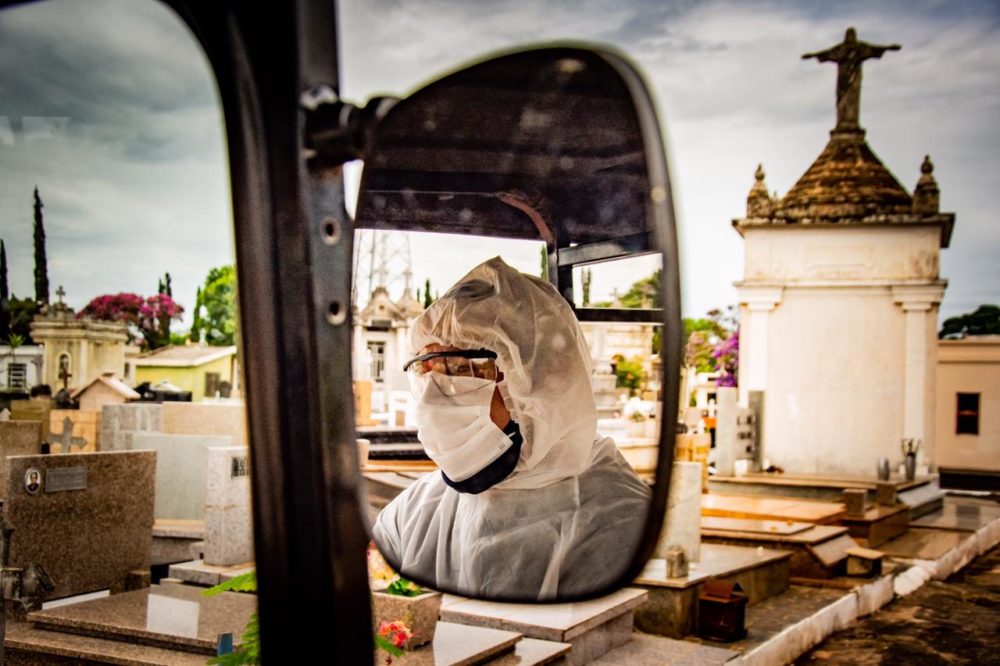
left=737, top=224, right=944, bottom=476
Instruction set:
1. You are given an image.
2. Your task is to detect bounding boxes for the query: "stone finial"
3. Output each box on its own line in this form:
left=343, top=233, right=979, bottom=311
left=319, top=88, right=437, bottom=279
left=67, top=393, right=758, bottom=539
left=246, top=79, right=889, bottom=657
left=913, top=155, right=939, bottom=214
left=747, top=164, right=774, bottom=218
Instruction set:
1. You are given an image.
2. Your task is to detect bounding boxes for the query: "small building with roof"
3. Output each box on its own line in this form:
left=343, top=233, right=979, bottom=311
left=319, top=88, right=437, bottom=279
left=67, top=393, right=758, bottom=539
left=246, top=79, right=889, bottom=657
left=71, top=370, right=140, bottom=413
left=131, top=344, right=238, bottom=402
left=733, top=28, right=954, bottom=475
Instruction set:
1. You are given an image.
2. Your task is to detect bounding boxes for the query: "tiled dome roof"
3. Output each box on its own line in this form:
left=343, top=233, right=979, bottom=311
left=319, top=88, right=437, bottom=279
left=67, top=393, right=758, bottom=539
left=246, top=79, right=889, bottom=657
left=774, top=130, right=911, bottom=222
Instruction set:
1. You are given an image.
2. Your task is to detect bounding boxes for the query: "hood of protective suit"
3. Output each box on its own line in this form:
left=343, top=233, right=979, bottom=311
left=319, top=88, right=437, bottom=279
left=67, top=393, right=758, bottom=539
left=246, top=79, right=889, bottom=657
left=409, top=256, right=597, bottom=489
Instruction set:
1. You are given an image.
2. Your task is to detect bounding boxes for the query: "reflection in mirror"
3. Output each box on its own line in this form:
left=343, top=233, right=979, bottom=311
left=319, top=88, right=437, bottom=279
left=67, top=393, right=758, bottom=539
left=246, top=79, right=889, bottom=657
left=0, top=0, right=254, bottom=655
left=353, top=48, right=674, bottom=601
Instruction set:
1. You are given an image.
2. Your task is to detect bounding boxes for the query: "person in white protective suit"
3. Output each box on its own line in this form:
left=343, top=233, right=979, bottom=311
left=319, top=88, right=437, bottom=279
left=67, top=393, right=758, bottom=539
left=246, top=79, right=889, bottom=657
left=373, top=256, right=651, bottom=600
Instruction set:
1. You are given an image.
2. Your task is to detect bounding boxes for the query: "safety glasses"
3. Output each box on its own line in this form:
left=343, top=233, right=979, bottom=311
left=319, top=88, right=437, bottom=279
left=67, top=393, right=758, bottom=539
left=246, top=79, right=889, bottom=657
left=403, top=349, right=499, bottom=380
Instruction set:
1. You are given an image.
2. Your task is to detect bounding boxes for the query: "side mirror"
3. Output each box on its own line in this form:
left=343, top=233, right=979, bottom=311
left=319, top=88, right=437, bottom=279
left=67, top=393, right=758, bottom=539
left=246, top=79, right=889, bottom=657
left=355, top=46, right=681, bottom=602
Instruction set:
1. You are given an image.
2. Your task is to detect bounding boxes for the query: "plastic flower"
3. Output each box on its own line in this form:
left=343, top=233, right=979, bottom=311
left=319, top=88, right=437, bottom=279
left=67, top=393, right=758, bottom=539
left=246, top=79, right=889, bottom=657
left=378, top=621, right=413, bottom=650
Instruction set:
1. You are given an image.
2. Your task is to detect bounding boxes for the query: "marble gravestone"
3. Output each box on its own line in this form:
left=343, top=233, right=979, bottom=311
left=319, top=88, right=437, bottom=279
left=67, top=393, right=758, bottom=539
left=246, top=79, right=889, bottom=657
left=654, top=461, right=702, bottom=565
left=0, top=421, right=43, bottom=498
left=4, top=451, right=156, bottom=600
left=204, top=447, right=253, bottom=566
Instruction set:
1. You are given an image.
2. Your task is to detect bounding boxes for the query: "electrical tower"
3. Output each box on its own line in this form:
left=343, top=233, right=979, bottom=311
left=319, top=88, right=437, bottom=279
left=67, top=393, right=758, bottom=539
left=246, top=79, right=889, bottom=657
left=352, top=229, right=417, bottom=308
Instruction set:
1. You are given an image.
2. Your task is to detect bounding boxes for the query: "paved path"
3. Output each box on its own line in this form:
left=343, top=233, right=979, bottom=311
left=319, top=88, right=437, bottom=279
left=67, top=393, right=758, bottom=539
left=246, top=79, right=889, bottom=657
left=797, top=542, right=1000, bottom=665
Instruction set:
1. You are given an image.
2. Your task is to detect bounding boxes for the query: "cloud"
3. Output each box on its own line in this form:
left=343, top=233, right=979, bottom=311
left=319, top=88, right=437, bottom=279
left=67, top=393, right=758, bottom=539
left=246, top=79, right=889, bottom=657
left=0, top=0, right=996, bottom=328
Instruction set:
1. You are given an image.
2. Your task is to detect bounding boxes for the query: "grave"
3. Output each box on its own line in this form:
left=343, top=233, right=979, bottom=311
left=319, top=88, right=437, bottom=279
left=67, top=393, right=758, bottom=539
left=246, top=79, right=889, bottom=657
left=441, top=587, right=647, bottom=666
left=48, top=410, right=99, bottom=452
left=709, top=472, right=944, bottom=517
left=633, top=543, right=790, bottom=638
left=130, top=432, right=233, bottom=521
left=9, top=399, right=51, bottom=443
left=654, top=461, right=702, bottom=564
left=101, top=403, right=163, bottom=452
left=0, top=421, right=42, bottom=497
left=2, top=451, right=155, bottom=607
left=161, top=402, right=247, bottom=444
left=45, top=416, right=87, bottom=454
left=169, top=447, right=254, bottom=586
left=839, top=502, right=910, bottom=548
left=700, top=517, right=857, bottom=579
left=701, top=493, right=846, bottom=524
left=5, top=583, right=256, bottom=664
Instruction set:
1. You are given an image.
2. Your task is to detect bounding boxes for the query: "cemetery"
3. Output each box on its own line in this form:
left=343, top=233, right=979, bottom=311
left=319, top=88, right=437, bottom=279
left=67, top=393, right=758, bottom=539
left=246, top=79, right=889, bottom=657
left=0, top=19, right=997, bottom=666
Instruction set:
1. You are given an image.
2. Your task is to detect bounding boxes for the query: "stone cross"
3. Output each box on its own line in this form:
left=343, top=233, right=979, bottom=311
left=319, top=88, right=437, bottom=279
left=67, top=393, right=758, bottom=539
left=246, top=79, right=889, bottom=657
left=49, top=416, right=86, bottom=453
left=55, top=285, right=66, bottom=305
left=802, top=27, right=900, bottom=130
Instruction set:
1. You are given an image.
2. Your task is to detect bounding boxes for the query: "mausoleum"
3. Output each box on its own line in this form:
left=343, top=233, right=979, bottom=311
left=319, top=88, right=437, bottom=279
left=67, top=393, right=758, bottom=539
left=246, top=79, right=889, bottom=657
left=733, top=28, right=955, bottom=475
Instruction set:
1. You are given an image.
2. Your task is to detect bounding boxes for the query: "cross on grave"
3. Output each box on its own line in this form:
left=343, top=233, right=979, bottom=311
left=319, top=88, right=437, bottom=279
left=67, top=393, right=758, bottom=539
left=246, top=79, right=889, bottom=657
left=48, top=416, right=86, bottom=453
left=55, top=285, right=66, bottom=305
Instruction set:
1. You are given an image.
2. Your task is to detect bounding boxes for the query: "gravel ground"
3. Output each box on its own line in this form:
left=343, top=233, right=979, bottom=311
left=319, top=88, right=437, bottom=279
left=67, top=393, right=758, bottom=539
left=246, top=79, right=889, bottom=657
left=797, top=542, right=1000, bottom=665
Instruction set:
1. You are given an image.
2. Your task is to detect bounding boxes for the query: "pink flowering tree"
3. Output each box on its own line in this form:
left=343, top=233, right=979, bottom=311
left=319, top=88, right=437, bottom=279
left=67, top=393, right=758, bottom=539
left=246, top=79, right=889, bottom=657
left=712, top=328, right=739, bottom=388
left=80, top=292, right=183, bottom=350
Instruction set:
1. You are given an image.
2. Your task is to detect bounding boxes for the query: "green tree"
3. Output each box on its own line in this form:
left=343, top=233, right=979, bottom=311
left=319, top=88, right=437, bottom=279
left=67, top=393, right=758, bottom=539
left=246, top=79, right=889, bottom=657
left=33, top=187, right=50, bottom=305
left=939, top=304, right=1000, bottom=338
left=0, top=239, right=10, bottom=341
left=191, top=265, right=237, bottom=346
left=539, top=245, right=549, bottom=280
left=613, top=355, right=645, bottom=395
left=158, top=272, right=173, bottom=297
left=8, top=296, right=37, bottom=344
left=422, top=278, right=433, bottom=308
left=618, top=269, right=661, bottom=309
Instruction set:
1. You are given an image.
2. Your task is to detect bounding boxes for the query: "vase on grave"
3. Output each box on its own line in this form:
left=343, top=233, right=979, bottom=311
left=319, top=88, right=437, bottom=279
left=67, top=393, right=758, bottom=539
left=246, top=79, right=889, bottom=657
left=904, top=453, right=916, bottom=481
left=372, top=589, right=443, bottom=649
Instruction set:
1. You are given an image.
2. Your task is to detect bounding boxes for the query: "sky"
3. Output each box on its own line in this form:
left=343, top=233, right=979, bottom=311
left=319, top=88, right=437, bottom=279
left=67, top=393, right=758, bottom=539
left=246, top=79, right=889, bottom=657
left=1, top=0, right=998, bottom=328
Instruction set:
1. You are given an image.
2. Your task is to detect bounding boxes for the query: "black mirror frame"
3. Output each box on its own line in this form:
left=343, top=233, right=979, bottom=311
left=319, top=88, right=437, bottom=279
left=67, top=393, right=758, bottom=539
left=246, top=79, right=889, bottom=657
left=357, top=44, right=682, bottom=602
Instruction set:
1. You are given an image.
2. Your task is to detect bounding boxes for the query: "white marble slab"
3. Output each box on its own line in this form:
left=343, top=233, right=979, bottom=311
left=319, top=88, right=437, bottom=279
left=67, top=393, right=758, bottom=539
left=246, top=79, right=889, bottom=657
left=441, top=587, right=646, bottom=642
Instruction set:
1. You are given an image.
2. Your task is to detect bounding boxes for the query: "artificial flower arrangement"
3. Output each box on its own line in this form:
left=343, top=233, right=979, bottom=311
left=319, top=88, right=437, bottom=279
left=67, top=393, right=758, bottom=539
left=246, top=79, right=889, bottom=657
left=369, top=543, right=443, bottom=653
left=199, top=546, right=434, bottom=665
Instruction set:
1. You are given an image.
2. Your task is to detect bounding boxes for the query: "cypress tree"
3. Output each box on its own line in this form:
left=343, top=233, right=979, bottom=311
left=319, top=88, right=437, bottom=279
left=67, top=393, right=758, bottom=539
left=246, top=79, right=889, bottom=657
left=1, top=239, right=10, bottom=340
left=423, top=278, right=433, bottom=308
left=33, top=187, right=50, bottom=305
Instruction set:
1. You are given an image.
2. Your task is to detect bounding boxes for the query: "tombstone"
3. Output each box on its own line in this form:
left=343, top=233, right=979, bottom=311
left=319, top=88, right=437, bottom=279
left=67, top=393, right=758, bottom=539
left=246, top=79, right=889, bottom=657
left=3, top=451, right=155, bottom=606
left=204, top=446, right=253, bottom=566
left=0, top=421, right=43, bottom=497
left=10, top=398, right=52, bottom=443
left=101, top=403, right=163, bottom=451
left=50, top=409, right=99, bottom=452
left=842, top=489, right=867, bottom=518
left=47, top=416, right=88, bottom=454
left=0, top=408, right=11, bottom=421
left=654, top=461, right=702, bottom=564
left=161, top=402, right=247, bottom=445
left=131, top=432, right=234, bottom=520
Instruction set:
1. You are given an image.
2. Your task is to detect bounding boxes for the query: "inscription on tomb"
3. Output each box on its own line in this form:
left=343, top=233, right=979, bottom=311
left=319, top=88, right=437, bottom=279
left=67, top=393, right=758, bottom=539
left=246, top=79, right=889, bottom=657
left=45, top=466, right=88, bottom=493
left=231, top=456, right=250, bottom=479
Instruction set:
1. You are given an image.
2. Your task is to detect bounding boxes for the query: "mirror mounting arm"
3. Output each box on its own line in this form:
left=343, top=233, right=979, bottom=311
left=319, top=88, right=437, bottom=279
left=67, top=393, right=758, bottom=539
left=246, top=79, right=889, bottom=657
left=301, top=89, right=399, bottom=167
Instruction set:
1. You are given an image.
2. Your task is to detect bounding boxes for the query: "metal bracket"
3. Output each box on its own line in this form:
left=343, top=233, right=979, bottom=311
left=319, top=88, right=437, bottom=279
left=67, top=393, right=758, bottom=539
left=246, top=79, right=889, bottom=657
left=301, top=86, right=398, bottom=166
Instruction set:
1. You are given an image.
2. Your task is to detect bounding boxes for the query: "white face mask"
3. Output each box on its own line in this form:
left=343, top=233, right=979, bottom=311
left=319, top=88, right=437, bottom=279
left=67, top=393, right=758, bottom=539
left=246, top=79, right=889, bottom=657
left=412, top=374, right=514, bottom=483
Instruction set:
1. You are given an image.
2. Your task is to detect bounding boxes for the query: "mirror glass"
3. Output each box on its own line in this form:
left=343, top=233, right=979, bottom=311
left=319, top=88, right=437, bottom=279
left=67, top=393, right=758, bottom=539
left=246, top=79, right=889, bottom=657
left=353, top=48, right=674, bottom=600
